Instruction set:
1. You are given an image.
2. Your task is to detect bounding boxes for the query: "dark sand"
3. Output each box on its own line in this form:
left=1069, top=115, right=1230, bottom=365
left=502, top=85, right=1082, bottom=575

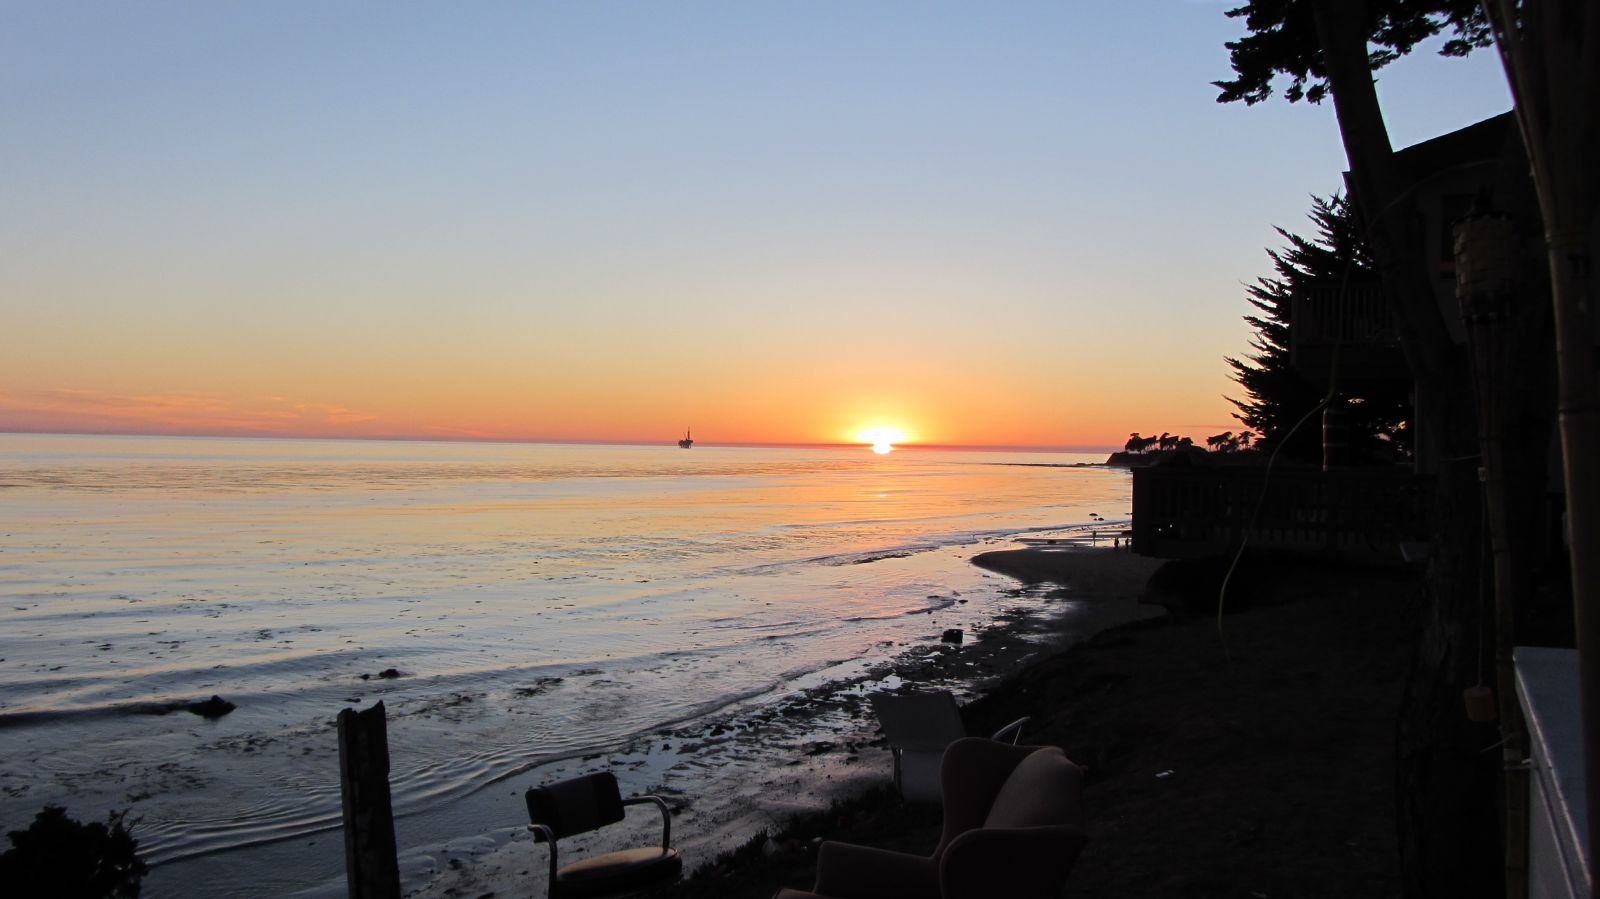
left=672, top=549, right=1418, bottom=898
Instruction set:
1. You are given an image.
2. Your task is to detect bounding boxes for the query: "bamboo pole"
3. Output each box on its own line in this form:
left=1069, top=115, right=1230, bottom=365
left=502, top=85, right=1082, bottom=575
left=1547, top=233, right=1600, bottom=899
left=1456, top=209, right=1532, bottom=899
left=1480, top=3, right=1600, bottom=895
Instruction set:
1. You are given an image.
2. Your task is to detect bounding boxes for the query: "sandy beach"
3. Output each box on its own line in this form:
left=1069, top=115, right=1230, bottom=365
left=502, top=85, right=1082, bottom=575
left=405, top=546, right=1164, bottom=898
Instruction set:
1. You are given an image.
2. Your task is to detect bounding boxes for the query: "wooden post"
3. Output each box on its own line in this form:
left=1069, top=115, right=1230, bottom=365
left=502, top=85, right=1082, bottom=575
left=337, top=702, right=401, bottom=899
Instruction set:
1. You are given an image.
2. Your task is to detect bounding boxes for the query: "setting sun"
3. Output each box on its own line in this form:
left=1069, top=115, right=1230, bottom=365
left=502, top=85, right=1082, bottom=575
left=855, top=426, right=908, bottom=454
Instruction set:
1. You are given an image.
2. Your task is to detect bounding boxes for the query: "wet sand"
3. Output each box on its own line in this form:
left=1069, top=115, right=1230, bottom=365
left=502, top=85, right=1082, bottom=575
left=403, top=546, right=1163, bottom=898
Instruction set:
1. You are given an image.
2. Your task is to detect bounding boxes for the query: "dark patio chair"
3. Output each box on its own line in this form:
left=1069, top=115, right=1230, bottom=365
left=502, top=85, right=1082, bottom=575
left=525, top=771, right=682, bottom=898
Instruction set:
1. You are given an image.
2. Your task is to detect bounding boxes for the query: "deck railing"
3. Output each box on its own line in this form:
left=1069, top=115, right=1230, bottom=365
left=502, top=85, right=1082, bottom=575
left=1291, top=282, right=1394, bottom=346
left=1290, top=283, right=1411, bottom=382
left=1130, top=464, right=1428, bottom=565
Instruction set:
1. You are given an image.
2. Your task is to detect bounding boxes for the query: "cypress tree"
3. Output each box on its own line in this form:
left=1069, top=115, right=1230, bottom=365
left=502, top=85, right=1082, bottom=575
left=1226, top=194, right=1410, bottom=463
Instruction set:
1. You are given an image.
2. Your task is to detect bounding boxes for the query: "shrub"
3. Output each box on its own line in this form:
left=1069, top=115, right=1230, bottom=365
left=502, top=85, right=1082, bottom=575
left=0, top=806, right=147, bottom=898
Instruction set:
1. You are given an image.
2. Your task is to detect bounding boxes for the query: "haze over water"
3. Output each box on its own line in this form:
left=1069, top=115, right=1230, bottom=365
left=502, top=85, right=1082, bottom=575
left=0, top=433, right=1129, bottom=895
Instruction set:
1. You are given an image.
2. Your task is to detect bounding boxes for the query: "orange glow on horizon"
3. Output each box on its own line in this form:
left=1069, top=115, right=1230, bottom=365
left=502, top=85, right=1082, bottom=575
left=854, top=425, right=907, bottom=454
left=0, top=356, right=1242, bottom=452
left=0, top=377, right=1242, bottom=451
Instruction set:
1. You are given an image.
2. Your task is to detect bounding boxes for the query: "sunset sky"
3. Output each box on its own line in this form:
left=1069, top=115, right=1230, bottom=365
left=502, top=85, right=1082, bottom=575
left=1, top=2, right=1512, bottom=450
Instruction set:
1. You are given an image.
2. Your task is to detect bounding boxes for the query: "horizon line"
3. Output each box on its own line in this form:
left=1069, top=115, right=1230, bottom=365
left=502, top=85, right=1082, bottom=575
left=0, top=427, right=1117, bottom=455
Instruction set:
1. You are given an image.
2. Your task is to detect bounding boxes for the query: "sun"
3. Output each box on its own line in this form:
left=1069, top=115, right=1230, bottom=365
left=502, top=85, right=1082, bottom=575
left=855, top=426, right=908, bottom=454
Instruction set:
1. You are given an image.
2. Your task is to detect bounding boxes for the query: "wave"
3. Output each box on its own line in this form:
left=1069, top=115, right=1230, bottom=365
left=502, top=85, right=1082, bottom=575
left=723, top=521, right=1093, bottom=576
left=840, top=593, right=964, bottom=622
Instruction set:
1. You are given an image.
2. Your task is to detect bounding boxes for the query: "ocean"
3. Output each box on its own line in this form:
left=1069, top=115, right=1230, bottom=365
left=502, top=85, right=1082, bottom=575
left=0, top=433, right=1132, bottom=896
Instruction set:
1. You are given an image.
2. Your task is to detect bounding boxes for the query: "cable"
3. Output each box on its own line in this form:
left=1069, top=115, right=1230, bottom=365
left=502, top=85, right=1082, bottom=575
left=1214, top=242, right=1357, bottom=656
left=1213, top=155, right=1501, bottom=654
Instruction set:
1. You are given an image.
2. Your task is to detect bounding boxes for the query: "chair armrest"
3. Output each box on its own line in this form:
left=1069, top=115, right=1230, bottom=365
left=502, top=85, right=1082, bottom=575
left=526, top=823, right=558, bottom=885
left=621, top=794, right=673, bottom=851
left=811, top=840, right=938, bottom=899
left=989, top=716, right=1030, bottom=744
left=939, top=825, right=1087, bottom=899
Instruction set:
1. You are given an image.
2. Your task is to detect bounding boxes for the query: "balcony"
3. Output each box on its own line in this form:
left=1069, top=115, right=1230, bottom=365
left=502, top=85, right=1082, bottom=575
left=1290, top=282, right=1411, bottom=384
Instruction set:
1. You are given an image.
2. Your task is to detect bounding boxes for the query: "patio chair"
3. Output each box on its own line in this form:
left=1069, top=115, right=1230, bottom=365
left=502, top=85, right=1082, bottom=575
left=868, top=690, right=1029, bottom=802
left=524, top=771, right=682, bottom=898
left=772, top=737, right=1088, bottom=899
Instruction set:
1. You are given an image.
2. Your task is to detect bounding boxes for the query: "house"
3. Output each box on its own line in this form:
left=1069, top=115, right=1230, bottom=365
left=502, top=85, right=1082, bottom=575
left=1130, top=112, right=1537, bottom=564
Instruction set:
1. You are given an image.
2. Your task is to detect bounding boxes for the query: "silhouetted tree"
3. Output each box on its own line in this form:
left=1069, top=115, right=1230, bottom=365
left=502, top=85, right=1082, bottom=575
left=1217, top=1, right=1486, bottom=468
left=1215, top=1, right=1488, bottom=108
left=1226, top=194, right=1411, bottom=463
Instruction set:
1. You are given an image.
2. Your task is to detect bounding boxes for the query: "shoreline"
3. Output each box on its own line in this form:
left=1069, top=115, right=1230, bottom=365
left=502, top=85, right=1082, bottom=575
left=401, top=546, right=1162, bottom=898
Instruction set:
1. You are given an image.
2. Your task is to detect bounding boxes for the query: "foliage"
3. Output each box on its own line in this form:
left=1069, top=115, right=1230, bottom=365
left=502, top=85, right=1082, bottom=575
left=1226, top=194, right=1411, bottom=463
left=1205, top=431, right=1256, bottom=452
left=1124, top=433, right=1197, bottom=454
left=0, top=806, right=147, bottom=899
left=1214, top=0, right=1490, bottom=105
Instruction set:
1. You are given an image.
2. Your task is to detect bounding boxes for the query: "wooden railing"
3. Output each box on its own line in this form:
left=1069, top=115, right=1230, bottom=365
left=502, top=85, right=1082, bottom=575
left=1292, top=282, right=1393, bottom=345
left=1131, top=465, right=1428, bottom=565
left=1290, top=283, right=1411, bottom=382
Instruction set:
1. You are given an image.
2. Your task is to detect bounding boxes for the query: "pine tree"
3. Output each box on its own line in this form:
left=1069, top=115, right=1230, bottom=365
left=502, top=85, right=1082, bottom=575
left=1226, top=194, right=1409, bottom=463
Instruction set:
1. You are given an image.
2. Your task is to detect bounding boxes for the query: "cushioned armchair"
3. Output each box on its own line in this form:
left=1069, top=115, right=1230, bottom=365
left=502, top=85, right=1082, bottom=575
left=773, top=737, right=1087, bottom=899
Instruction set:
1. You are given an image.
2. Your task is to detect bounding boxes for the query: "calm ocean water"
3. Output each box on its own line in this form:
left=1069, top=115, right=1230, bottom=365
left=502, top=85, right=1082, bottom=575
left=0, top=433, right=1128, bottom=895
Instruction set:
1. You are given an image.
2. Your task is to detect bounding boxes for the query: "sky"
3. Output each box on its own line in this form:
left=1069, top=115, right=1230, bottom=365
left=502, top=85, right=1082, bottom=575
left=0, top=1, right=1514, bottom=450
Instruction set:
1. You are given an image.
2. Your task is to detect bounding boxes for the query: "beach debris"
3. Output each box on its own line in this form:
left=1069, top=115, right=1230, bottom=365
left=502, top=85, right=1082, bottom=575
left=132, top=694, right=237, bottom=718
left=941, top=628, right=964, bottom=644
left=514, top=677, right=563, bottom=697
left=761, top=835, right=802, bottom=858
left=360, top=668, right=405, bottom=681
left=187, top=695, right=236, bottom=719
